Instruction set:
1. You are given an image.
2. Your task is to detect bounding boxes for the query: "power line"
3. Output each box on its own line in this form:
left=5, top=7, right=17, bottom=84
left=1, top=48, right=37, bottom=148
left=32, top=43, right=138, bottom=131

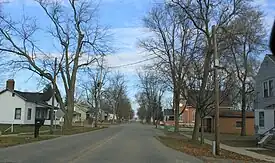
left=108, top=56, right=158, bottom=69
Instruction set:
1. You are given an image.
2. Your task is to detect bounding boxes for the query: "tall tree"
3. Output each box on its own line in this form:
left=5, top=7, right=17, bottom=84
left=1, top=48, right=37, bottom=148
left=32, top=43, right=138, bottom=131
left=171, top=0, right=250, bottom=140
left=138, top=71, right=166, bottom=125
left=103, top=72, right=126, bottom=122
left=82, top=60, right=109, bottom=127
left=0, top=0, right=111, bottom=128
left=221, top=7, right=266, bottom=136
left=139, top=3, right=199, bottom=132
left=137, top=105, right=147, bottom=121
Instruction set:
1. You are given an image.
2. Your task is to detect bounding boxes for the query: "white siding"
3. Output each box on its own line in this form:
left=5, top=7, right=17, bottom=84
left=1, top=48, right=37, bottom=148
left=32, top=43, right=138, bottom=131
left=74, top=106, right=87, bottom=122
left=44, top=120, right=59, bottom=125
left=24, top=102, right=36, bottom=124
left=255, top=109, right=275, bottom=134
left=0, top=91, right=26, bottom=124
left=46, top=97, right=59, bottom=107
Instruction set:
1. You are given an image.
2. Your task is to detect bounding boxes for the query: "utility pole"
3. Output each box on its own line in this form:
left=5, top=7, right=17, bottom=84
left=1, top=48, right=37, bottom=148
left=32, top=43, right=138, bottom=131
left=50, top=57, right=57, bottom=134
left=212, top=25, right=220, bottom=155
left=94, top=57, right=104, bottom=127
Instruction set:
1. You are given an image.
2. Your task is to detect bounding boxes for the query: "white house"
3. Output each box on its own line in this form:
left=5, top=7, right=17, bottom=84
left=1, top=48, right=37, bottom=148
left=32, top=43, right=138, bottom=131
left=0, top=79, right=60, bottom=125
left=254, top=54, right=275, bottom=135
left=73, top=103, right=89, bottom=123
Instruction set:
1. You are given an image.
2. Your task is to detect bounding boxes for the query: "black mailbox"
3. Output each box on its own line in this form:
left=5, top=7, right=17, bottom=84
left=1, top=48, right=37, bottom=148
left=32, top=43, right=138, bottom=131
left=34, top=118, right=45, bottom=138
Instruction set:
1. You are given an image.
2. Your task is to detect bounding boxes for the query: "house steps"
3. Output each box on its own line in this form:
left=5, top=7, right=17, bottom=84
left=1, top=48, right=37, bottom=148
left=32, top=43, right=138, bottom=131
left=264, top=139, right=275, bottom=150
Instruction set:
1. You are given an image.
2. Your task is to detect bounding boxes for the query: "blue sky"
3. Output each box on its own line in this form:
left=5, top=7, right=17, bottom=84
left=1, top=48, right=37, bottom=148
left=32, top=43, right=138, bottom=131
left=1, top=0, right=274, bottom=111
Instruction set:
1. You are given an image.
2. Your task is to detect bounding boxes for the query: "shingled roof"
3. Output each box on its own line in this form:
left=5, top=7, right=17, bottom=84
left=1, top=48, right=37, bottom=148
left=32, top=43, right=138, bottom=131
left=14, top=90, right=52, bottom=106
left=209, top=110, right=254, bottom=118
left=267, top=54, right=275, bottom=62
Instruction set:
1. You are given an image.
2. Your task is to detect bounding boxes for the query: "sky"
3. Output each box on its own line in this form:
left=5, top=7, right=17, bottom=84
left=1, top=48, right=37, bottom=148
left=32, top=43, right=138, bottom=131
left=0, top=0, right=274, bottom=112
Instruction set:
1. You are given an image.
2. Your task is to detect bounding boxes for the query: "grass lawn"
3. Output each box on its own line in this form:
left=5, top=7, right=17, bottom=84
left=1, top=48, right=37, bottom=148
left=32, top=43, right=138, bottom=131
left=0, top=124, right=59, bottom=135
left=0, top=136, right=58, bottom=148
left=157, top=133, right=269, bottom=163
left=41, top=126, right=107, bottom=135
left=181, top=130, right=257, bottom=148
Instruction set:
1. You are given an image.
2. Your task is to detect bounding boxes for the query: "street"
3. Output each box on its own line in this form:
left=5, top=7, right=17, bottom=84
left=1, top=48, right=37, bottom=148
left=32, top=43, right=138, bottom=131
left=0, top=123, right=202, bottom=163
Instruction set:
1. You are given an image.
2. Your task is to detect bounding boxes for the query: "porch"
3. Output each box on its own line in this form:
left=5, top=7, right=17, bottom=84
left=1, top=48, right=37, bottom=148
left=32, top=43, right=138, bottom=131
left=35, top=107, right=60, bottom=125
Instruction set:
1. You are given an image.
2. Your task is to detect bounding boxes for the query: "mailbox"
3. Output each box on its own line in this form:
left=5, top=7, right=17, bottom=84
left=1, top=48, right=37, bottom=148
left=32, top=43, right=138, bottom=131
left=34, top=118, right=45, bottom=138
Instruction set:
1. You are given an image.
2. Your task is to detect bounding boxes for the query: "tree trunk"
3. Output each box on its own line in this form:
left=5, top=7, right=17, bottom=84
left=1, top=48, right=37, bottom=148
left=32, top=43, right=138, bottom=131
left=241, top=83, right=246, bottom=136
left=174, top=90, right=180, bottom=133
left=192, top=110, right=201, bottom=141
left=64, top=106, right=73, bottom=129
left=64, top=93, right=74, bottom=129
left=112, top=109, right=115, bottom=124
left=200, top=117, right=204, bottom=144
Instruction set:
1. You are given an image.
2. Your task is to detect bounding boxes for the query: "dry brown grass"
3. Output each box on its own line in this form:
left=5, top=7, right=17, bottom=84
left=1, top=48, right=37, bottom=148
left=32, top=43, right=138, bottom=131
left=157, top=135, right=270, bottom=163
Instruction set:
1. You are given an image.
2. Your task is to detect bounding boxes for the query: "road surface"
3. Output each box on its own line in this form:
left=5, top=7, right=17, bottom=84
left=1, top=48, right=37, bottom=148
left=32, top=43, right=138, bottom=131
left=0, top=123, right=203, bottom=163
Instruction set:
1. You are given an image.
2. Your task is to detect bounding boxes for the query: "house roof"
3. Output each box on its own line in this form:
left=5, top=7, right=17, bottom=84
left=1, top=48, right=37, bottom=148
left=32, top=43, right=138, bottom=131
left=0, top=88, right=54, bottom=107
left=14, top=90, right=52, bottom=106
left=209, top=110, right=254, bottom=118
left=267, top=54, right=275, bottom=63
left=164, top=109, right=174, bottom=116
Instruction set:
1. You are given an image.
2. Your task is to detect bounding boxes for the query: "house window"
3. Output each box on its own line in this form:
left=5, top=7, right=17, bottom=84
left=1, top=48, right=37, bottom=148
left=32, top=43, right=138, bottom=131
left=236, top=121, right=242, bottom=128
left=168, top=116, right=174, bottom=121
left=263, top=80, right=274, bottom=98
left=269, top=80, right=274, bottom=97
left=192, top=110, right=196, bottom=121
left=27, top=108, right=32, bottom=120
left=14, top=108, right=21, bottom=120
left=178, top=114, right=182, bottom=121
left=259, top=112, right=265, bottom=127
left=264, top=81, right=268, bottom=97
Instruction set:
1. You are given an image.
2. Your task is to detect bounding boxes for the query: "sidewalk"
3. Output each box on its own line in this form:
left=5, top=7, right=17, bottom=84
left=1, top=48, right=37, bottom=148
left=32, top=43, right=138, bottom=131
left=181, top=133, right=275, bottom=162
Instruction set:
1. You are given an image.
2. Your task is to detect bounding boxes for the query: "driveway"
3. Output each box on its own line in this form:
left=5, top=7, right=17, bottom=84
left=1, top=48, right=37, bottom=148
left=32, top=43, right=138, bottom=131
left=0, top=123, right=203, bottom=163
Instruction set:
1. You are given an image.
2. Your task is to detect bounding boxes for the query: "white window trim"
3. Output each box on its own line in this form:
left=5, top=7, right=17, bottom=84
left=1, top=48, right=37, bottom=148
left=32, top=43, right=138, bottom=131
left=259, top=111, right=265, bottom=128
left=263, top=79, right=274, bottom=98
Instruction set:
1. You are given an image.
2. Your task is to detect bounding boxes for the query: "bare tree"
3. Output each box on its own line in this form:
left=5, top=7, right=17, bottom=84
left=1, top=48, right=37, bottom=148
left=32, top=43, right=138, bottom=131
left=0, top=0, right=111, bottom=128
left=137, top=70, right=166, bottom=127
left=139, top=3, right=200, bottom=132
left=103, top=72, right=126, bottom=123
left=82, top=59, right=109, bottom=127
left=171, top=0, right=250, bottom=140
left=221, top=7, right=266, bottom=136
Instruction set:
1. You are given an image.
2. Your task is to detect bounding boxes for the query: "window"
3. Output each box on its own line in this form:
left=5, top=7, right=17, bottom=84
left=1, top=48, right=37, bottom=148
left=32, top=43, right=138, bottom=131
left=264, top=81, right=268, bottom=97
left=27, top=108, right=32, bottom=120
left=263, top=80, right=274, bottom=98
left=236, top=121, right=242, bottom=128
left=192, top=110, right=196, bottom=122
left=14, top=108, right=21, bottom=120
left=269, top=80, right=274, bottom=97
left=259, top=112, right=265, bottom=127
left=178, top=115, right=182, bottom=121
left=168, top=116, right=174, bottom=121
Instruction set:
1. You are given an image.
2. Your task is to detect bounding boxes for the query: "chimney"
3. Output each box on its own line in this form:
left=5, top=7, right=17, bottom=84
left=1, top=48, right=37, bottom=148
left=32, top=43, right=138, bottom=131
left=6, top=79, right=15, bottom=91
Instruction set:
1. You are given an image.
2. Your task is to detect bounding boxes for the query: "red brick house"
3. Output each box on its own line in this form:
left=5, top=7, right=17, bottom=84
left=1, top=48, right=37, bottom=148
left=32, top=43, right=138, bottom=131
left=203, top=110, right=255, bottom=135
left=163, top=105, right=196, bottom=126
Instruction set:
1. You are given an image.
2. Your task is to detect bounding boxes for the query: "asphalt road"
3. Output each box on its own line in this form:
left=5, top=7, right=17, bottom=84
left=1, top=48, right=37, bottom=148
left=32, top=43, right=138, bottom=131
left=0, top=123, right=203, bottom=163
